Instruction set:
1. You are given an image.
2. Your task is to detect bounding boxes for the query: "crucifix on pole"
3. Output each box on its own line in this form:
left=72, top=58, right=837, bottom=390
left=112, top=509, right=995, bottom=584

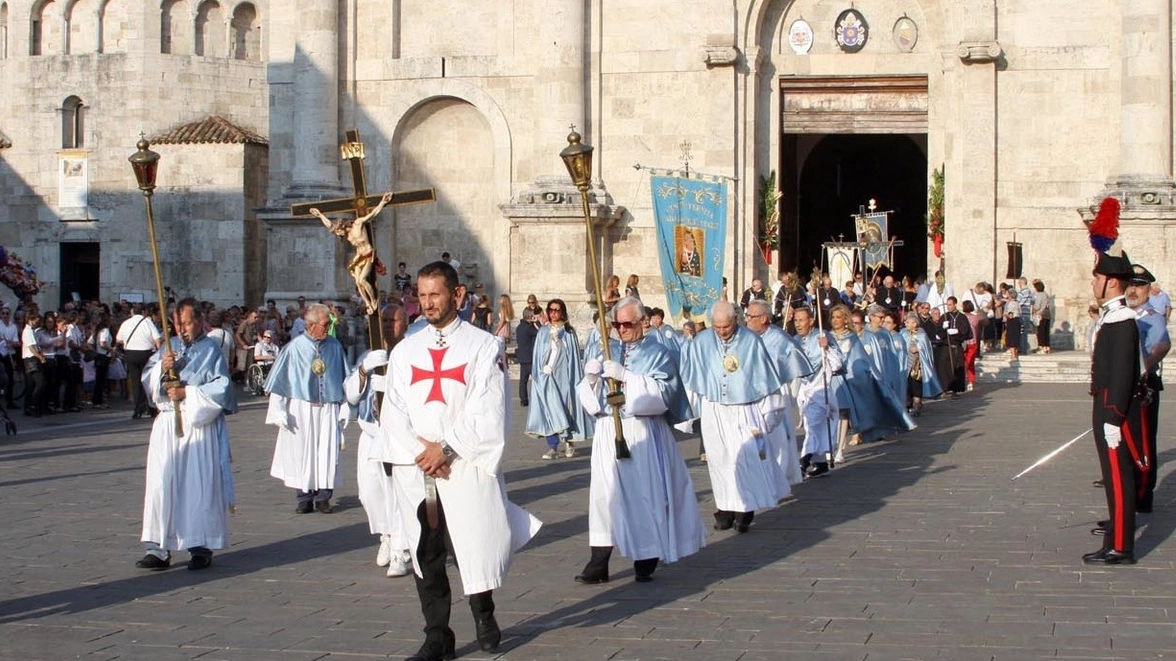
left=290, top=129, right=435, bottom=349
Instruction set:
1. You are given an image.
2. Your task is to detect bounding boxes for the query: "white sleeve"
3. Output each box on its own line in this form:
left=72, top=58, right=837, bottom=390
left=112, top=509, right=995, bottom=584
left=441, top=341, right=507, bottom=476
left=623, top=372, right=671, bottom=417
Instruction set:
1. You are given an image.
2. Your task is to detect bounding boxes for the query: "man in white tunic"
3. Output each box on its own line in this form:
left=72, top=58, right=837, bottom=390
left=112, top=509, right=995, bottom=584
left=792, top=306, right=846, bottom=477
left=681, top=301, right=789, bottom=533
left=136, top=298, right=235, bottom=571
left=574, top=297, right=704, bottom=584
left=381, top=262, right=541, bottom=661
left=344, top=303, right=413, bottom=577
left=265, top=303, right=350, bottom=513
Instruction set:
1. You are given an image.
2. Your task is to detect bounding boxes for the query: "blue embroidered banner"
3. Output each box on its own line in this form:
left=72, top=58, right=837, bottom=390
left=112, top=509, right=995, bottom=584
left=651, top=176, right=727, bottom=322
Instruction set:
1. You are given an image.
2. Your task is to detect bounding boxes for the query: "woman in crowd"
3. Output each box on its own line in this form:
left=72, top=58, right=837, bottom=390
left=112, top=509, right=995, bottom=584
left=21, top=313, right=48, bottom=417
left=494, top=294, right=514, bottom=344
left=961, top=300, right=983, bottom=393
left=624, top=274, right=641, bottom=300
left=1003, top=301, right=1022, bottom=359
left=900, top=312, right=941, bottom=416
left=1031, top=279, right=1051, bottom=354
left=88, top=313, right=113, bottom=409
left=471, top=293, right=493, bottom=331
left=604, top=275, right=621, bottom=311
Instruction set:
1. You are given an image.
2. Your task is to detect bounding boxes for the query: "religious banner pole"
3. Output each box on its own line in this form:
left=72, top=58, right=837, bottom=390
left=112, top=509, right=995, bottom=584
left=560, top=127, right=630, bottom=459
left=128, top=137, right=183, bottom=436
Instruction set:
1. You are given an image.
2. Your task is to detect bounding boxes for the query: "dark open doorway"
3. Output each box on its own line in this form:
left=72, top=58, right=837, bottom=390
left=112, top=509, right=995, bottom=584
left=781, top=133, right=928, bottom=280
left=60, top=242, right=100, bottom=308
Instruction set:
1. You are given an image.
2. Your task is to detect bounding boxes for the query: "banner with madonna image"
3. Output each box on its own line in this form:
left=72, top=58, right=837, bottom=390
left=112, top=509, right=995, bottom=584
left=651, top=176, right=727, bottom=322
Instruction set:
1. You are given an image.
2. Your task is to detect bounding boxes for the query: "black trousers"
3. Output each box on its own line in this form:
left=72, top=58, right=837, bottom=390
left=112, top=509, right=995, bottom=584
left=1094, top=406, right=1142, bottom=554
left=413, top=497, right=494, bottom=642
left=92, top=355, right=110, bottom=406
left=124, top=349, right=153, bottom=416
left=23, top=359, right=46, bottom=415
left=518, top=362, right=532, bottom=406
left=0, top=355, right=13, bottom=408
left=1138, top=388, right=1161, bottom=511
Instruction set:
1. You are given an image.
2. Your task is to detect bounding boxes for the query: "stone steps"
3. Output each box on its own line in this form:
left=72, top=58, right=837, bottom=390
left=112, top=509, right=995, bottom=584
left=976, top=351, right=1092, bottom=384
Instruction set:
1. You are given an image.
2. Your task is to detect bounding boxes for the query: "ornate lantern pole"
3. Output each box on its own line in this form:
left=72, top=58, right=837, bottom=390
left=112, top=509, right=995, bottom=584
left=560, top=128, right=630, bottom=459
left=129, top=137, right=183, bottom=436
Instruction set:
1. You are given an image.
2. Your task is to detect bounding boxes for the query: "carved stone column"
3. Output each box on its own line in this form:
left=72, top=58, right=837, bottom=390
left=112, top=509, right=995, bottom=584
left=499, top=176, right=621, bottom=330
left=285, top=0, right=342, bottom=198
left=536, top=0, right=586, bottom=146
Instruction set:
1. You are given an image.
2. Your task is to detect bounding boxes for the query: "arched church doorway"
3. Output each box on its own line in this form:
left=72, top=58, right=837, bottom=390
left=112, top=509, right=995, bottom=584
left=784, top=133, right=928, bottom=281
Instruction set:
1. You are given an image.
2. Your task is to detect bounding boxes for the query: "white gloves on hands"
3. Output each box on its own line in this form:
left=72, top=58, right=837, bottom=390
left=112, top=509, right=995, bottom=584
left=602, top=360, right=626, bottom=382
left=584, top=358, right=603, bottom=376
left=541, top=365, right=554, bottom=375
left=1103, top=423, right=1122, bottom=449
left=362, top=350, right=388, bottom=372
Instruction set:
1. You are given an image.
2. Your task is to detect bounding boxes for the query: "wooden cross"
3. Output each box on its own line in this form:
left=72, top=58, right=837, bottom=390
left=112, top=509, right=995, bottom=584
left=290, top=128, right=435, bottom=349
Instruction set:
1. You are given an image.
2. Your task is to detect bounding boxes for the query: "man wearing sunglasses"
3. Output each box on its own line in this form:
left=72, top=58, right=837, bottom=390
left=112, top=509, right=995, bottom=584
left=681, top=301, right=789, bottom=533
left=573, top=297, right=705, bottom=584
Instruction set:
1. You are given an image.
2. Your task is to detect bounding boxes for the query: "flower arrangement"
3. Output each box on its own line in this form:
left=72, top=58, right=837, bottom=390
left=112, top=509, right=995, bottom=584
left=926, top=166, right=944, bottom=257
left=758, top=171, right=782, bottom=252
left=0, top=246, right=43, bottom=301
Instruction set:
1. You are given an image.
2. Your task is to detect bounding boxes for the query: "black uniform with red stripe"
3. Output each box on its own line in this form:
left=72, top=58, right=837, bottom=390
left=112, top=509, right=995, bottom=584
left=1090, top=297, right=1145, bottom=555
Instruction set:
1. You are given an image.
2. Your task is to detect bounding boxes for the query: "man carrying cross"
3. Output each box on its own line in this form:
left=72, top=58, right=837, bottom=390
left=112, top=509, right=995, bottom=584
left=379, top=261, right=541, bottom=661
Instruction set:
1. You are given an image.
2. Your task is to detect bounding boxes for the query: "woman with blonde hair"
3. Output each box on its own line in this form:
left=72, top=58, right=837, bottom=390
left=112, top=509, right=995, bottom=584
left=494, top=294, right=515, bottom=343
left=625, top=274, right=641, bottom=300
left=604, top=275, right=622, bottom=310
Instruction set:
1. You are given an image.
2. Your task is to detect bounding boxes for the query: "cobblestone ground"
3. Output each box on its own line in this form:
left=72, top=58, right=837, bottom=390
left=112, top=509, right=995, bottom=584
left=2, top=382, right=1175, bottom=660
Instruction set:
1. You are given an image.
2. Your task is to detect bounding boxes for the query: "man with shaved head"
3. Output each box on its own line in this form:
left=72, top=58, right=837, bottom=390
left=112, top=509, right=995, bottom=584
left=681, top=301, right=789, bottom=533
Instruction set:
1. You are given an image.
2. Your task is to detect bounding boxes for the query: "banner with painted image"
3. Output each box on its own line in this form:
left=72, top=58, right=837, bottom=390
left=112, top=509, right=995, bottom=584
left=855, top=211, right=890, bottom=268
left=651, top=176, right=727, bottom=322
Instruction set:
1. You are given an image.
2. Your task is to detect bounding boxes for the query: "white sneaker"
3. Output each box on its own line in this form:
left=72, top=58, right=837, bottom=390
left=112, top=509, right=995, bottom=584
left=834, top=451, right=844, bottom=465
left=564, top=441, right=576, bottom=458
left=542, top=448, right=559, bottom=460
left=376, top=535, right=391, bottom=567
left=386, top=550, right=412, bottom=578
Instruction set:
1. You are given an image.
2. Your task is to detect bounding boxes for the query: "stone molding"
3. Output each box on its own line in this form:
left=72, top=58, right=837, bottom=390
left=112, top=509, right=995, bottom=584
left=500, top=175, right=620, bottom=225
left=703, top=45, right=740, bottom=68
left=956, top=41, right=1002, bottom=64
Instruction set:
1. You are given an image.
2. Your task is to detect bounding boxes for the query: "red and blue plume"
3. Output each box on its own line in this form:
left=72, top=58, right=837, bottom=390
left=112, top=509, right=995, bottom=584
left=1087, top=197, right=1120, bottom=252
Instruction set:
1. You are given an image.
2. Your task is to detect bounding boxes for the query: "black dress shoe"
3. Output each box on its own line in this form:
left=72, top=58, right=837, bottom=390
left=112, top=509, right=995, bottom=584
left=405, top=633, right=456, bottom=661
left=314, top=500, right=333, bottom=513
left=475, top=614, right=501, bottom=652
left=1092, top=479, right=1104, bottom=488
left=135, top=554, right=170, bottom=570
left=807, top=463, right=830, bottom=478
left=1083, top=549, right=1136, bottom=565
left=1097, top=519, right=1109, bottom=527
left=295, top=501, right=314, bottom=514
left=713, top=512, right=734, bottom=530
left=734, top=523, right=751, bottom=533
left=1081, top=548, right=1108, bottom=561
left=574, top=570, right=609, bottom=584
left=633, top=558, right=658, bottom=582
left=188, top=553, right=213, bottom=571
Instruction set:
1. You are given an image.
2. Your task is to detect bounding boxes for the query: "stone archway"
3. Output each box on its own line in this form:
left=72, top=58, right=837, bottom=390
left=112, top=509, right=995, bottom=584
left=390, top=98, right=499, bottom=293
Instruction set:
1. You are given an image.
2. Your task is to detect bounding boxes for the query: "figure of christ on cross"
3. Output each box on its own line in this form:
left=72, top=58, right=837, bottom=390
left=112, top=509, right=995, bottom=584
left=308, top=192, right=394, bottom=316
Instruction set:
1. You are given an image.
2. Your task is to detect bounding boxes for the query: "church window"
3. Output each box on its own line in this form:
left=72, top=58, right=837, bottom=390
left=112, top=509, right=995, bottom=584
left=65, top=0, right=99, bottom=55
left=99, top=0, right=126, bottom=53
left=194, top=0, right=223, bottom=57
left=1, top=3, right=8, bottom=60
left=160, top=0, right=190, bottom=54
left=32, top=0, right=62, bottom=56
left=61, top=95, right=84, bottom=148
left=230, top=2, right=258, bottom=61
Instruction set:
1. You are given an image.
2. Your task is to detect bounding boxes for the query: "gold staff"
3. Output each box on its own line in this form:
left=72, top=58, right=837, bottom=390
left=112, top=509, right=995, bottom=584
left=129, top=137, right=183, bottom=436
left=560, top=128, right=630, bottom=459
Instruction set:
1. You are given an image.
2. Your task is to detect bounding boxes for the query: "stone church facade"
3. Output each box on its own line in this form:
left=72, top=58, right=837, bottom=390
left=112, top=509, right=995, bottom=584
left=1, top=1, right=1174, bottom=337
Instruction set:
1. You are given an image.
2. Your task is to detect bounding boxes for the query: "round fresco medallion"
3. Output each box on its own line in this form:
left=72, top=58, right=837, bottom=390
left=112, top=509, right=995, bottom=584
left=835, top=9, right=868, bottom=53
left=893, top=15, right=918, bottom=52
left=789, top=19, right=814, bottom=55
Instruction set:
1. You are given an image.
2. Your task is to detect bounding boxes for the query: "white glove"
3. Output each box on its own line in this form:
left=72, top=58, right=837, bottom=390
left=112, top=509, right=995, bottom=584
left=541, top=365, right=553, bottom=375
left=362, top=350, right=388, bottom=372
left=584, top=358, right=603, bottom=376
left=1103, top=423, right=1122, bottom=449
left=602, top=360, right=626, bottom=382
left=369, top=374, right=387, bottom=393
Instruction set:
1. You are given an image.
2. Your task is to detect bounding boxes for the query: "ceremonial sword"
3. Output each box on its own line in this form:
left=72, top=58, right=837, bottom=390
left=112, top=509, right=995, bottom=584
left=1010, top=427, right=1092, bottom=481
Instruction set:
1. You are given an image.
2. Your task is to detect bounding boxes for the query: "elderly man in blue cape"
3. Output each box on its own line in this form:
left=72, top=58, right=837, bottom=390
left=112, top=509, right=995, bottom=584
left=526, top=298, right=592, bottom=459
left=792, top=306, right=845, bottom=478
left=745, top=299, right=814, bottom=486
left=681, top=300, right=789, bottom=533
left=266, top=303, right=351, bottom=514
left=136, top=298, right=236, bottom=572
left=572, top=297, right=705, bottom=584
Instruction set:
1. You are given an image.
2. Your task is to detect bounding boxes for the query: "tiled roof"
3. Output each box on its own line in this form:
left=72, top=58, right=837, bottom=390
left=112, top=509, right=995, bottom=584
left=0, top=130, right=10, bottom=149
left=151, top=115, right=268, bottom=146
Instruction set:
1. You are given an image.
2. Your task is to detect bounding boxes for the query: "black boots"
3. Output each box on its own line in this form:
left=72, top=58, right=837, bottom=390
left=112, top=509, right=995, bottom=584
left=469, top=591, right=500, bottom=653
left=633, top=557, right=659, bottom=582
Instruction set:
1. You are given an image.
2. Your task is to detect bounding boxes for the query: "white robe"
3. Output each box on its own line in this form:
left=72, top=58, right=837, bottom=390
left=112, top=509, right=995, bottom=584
left=381, top=318, right=541, bottom=595
left=341, top=370, right=406, bottom=548
left=267, top=396, right=348, bottom=491
left=766, top=386, right=804, bottom=486
left=576, top=374, right=705, bottom=563
left=141, top=365, right=231, bottom=551
left=698, top=393, right=791, bottom=513
left=797, top=350, right=845, bottom=458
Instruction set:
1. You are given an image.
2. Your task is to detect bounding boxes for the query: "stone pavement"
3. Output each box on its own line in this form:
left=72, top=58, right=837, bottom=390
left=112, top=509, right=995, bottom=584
left=2, top=382, right=1176, bottom=661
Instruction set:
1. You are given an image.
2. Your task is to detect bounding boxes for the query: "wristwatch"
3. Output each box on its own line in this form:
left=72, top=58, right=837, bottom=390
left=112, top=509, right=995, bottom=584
left=440, top=442, right=458, bottom=463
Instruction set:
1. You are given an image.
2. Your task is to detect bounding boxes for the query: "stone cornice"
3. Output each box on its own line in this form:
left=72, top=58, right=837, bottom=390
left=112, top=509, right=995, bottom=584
left=957, top=41, right=1002, bottom=64
left=500, top=176, right=620, bottom=226
left=703, top=45, right=740, bottom=68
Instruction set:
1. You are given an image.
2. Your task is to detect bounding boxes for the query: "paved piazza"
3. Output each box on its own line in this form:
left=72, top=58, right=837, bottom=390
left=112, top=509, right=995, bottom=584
left=3, top=381, right=1176, bottom=660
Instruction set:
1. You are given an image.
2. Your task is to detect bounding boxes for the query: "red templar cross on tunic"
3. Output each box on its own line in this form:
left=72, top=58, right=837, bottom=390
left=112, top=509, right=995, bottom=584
left=410, top=347, right=467, bottom=404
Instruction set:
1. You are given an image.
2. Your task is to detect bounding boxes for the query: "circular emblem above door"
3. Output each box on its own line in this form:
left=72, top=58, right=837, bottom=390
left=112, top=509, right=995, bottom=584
left=789, top=19, right=814, bottom=55
left=893, top=15, right=918, bottom=52
left=835, top=9, right=868, bottom=53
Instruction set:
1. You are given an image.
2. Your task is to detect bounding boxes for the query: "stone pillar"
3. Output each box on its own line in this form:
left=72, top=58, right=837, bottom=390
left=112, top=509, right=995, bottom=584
left=1108, top=0, right=1175, bottom=201
left=285, top=0, right=342, bottom=198
left=536, top=0, right=585, bottom=147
